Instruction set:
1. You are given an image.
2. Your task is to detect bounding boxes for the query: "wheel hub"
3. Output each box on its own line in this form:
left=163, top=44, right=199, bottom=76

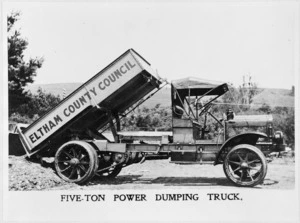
left=241, top=162, right=248, bottom=169
left=70, top=158, right=80, bottom=166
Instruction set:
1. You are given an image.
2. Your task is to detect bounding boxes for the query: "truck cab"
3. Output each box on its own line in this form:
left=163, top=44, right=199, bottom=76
left=171, top=77, right=229, bottom=144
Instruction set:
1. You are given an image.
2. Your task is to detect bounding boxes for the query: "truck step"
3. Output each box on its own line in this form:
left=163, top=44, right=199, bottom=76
left=169, top=161, right=214, bottom=165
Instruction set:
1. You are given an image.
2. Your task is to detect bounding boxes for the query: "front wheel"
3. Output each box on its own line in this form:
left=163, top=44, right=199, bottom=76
left=54, top=141, right=98, bottom=184
left=223, top=144, right=267, bottom=187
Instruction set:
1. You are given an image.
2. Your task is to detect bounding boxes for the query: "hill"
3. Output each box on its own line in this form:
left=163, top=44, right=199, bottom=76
left=26, top=83, right=171, bottom=108
left=252, top=88, right=294, bottom=108
left=26, top=83, right=82, bottom=98
left=26, top=83, right=294, bottom=109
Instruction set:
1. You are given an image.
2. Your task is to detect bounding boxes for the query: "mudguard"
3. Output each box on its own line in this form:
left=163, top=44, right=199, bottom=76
left=214, top=132, right=268, bottom=165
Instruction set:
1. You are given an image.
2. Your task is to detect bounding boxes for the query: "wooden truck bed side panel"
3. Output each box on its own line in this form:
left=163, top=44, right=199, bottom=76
left=20, top=49, right=156, bottom=155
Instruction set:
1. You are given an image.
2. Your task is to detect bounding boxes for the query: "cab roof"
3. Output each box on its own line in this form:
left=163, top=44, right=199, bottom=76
left=172, top=77, right=229, bottom=96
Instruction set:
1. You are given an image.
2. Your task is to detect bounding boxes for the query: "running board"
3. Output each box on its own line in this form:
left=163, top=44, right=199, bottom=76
left=170, top=161, right=215, bottom=165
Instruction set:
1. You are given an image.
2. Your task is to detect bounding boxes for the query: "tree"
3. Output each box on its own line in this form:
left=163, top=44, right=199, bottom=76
left=257, top=103, right=271, bottom=114
left=121, top=104, right=172, bottom=131
left=19, top=88, right=61, bottom=118
left=8, top=12, right=44, bottom=115
left=240, top=75, right=259, bottom=105
left=9, top=88, right=61, bottom=123
left=220, top=76, right=260, bottom=113
left=271, top=106, right=294, bottom=146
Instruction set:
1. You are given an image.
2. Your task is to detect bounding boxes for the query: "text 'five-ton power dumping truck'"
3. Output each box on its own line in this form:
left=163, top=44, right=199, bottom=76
left=14, top=49, right=286, bottom=187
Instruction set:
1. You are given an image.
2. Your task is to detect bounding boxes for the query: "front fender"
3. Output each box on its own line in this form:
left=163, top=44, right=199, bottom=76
left=214, top=132, right=268, bottom=165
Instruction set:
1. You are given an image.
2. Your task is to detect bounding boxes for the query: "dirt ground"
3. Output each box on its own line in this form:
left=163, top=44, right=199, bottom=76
left=8, top=155, right=295, bottom=191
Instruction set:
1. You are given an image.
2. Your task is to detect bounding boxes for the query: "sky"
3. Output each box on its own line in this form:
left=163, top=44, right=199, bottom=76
left=3, top=1, right=299, bottom=89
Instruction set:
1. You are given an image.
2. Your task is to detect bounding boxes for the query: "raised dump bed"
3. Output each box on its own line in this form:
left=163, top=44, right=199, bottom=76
left=17, top=49, right=162, bottom=157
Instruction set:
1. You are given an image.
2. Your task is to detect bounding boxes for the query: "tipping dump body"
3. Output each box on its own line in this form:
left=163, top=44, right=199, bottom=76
left=18, top=49, right=161, bottom=156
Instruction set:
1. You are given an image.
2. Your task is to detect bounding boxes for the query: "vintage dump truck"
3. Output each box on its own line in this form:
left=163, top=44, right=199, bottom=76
left=14, top=49, right=286, bottom=187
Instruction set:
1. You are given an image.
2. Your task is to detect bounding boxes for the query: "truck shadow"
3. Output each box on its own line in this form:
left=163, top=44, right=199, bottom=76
left=90, top=175, right=273, bottom=188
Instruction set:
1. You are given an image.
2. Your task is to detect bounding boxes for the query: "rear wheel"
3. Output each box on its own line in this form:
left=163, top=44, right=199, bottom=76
left=54, top=141, right=98, bottom=184
left=96, top=165, right=123, bottom=179
left=223, top=144, right=267, bottom=187
left=94, top=152, right=125, bottom=179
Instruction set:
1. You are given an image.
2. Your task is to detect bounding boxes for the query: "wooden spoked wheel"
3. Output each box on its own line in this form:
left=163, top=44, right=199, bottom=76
left=54, top=141, right=98, bottom=184
left=223, top=144, right=267, bottom=187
